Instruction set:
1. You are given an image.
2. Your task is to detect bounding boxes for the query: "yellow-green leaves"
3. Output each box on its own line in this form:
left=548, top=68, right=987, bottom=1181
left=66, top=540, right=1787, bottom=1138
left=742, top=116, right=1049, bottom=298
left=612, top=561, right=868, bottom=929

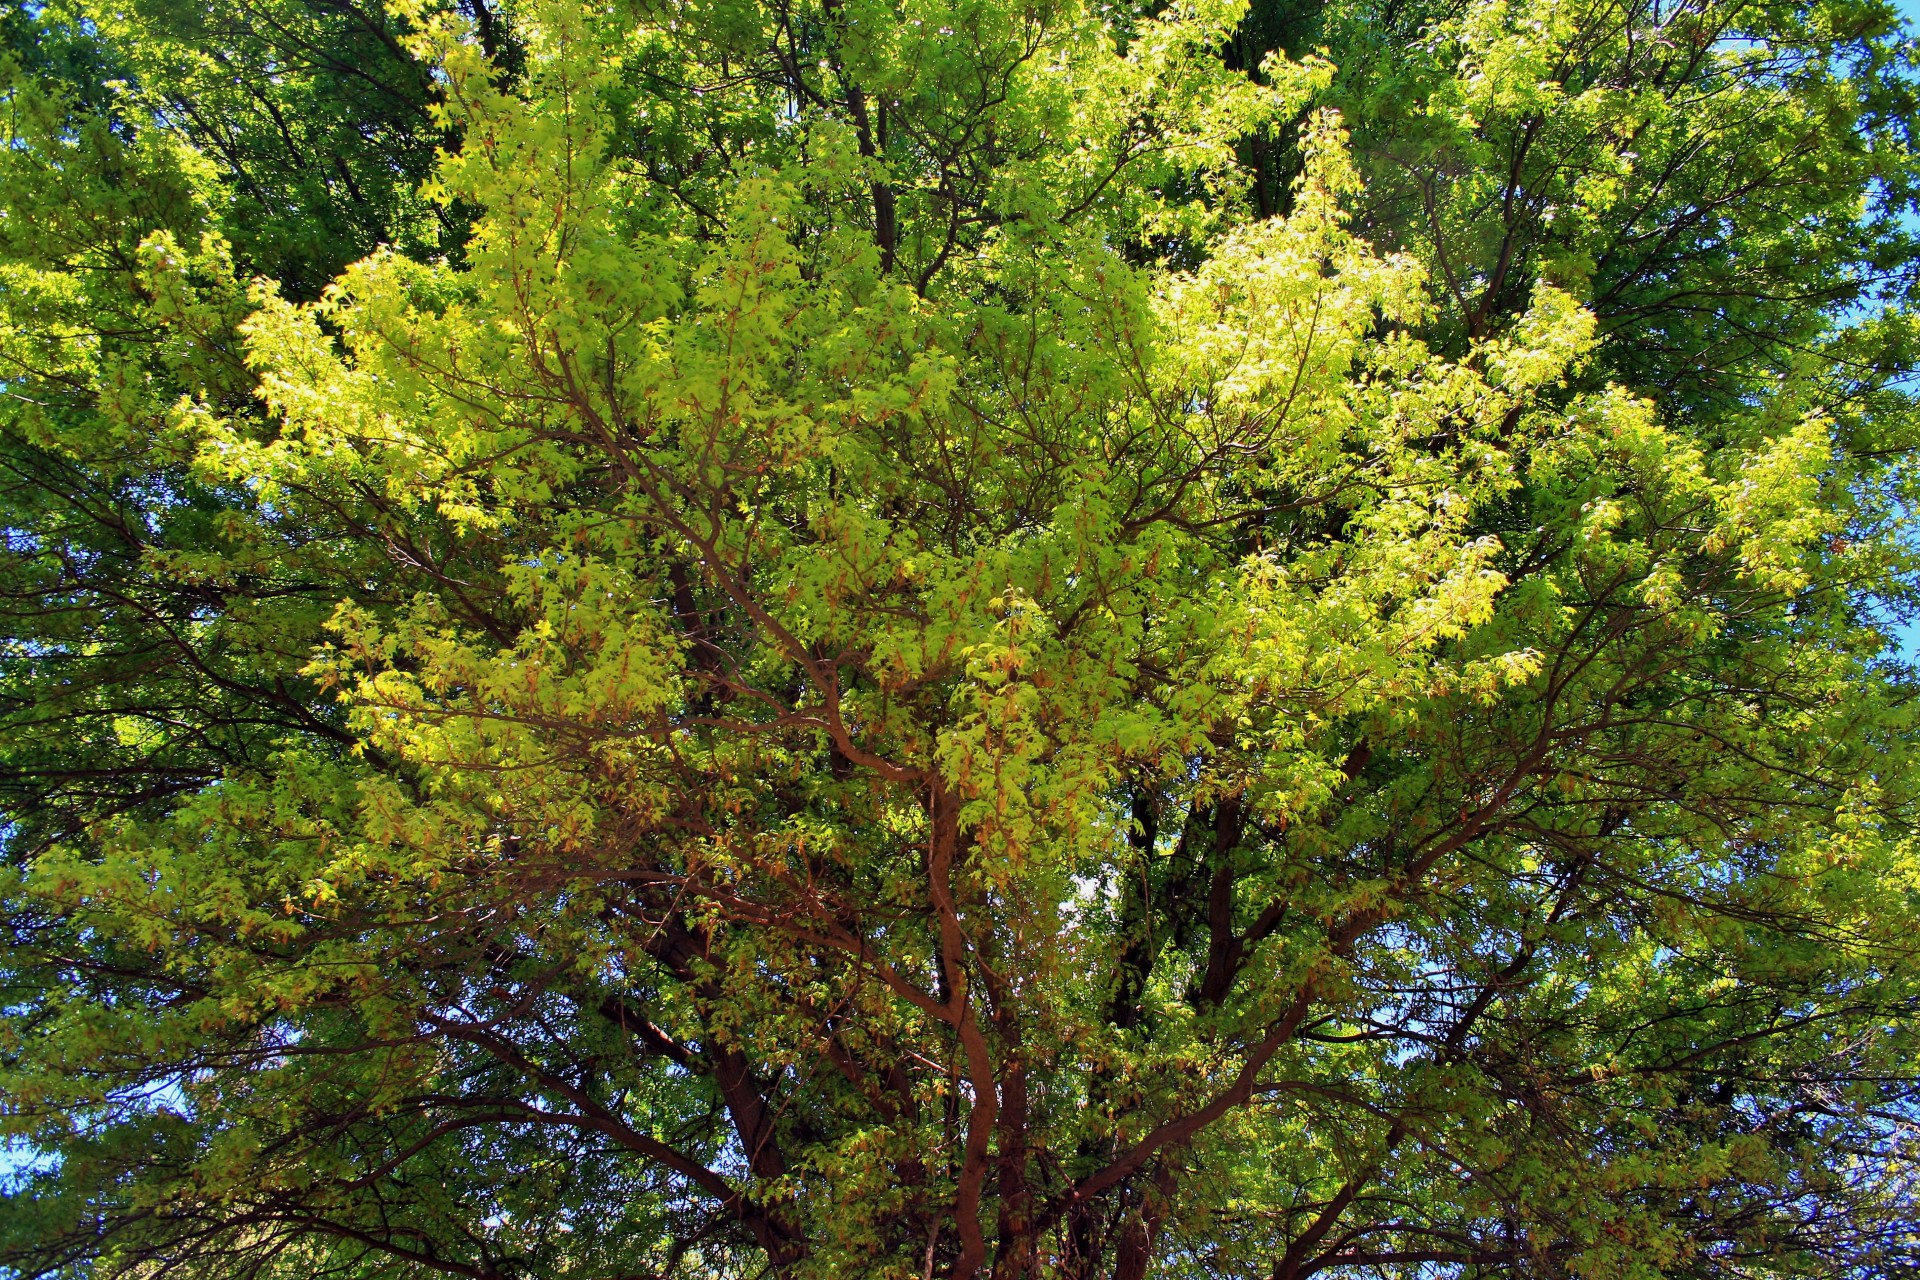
left=5, top=0, right=1920, bottom=1276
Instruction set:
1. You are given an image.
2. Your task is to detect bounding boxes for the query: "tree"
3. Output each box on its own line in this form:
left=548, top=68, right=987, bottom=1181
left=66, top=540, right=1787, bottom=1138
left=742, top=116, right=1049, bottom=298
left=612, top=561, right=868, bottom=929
left=3, top=0, right=1920, bottom=1276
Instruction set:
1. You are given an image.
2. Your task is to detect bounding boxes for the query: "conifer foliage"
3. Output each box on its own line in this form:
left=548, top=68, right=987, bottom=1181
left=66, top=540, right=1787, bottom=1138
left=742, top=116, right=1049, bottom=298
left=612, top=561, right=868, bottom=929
left=3, top=0, right=1920, bottom=1276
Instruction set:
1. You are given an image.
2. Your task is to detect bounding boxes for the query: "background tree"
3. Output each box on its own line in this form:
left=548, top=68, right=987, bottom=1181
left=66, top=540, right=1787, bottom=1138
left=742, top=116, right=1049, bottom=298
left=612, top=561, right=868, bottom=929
left=3, top=0, right=1919, bottom=1278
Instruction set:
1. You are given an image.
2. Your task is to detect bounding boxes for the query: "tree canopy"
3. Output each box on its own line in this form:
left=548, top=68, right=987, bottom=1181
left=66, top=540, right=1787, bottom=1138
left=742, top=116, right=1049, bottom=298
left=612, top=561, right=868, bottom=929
left=3, top=0, right=1920, bottom=1276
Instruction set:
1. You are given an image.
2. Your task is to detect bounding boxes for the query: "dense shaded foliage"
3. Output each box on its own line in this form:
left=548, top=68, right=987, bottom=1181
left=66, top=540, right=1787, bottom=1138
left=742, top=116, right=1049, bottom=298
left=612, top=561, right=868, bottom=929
left=3, top=0, right=1919, bottom=1277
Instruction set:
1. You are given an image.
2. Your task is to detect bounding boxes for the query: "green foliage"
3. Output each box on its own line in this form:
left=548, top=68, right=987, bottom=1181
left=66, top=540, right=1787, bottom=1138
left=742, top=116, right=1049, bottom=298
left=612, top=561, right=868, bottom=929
left=2, top=0, right=1919, bottom=1277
